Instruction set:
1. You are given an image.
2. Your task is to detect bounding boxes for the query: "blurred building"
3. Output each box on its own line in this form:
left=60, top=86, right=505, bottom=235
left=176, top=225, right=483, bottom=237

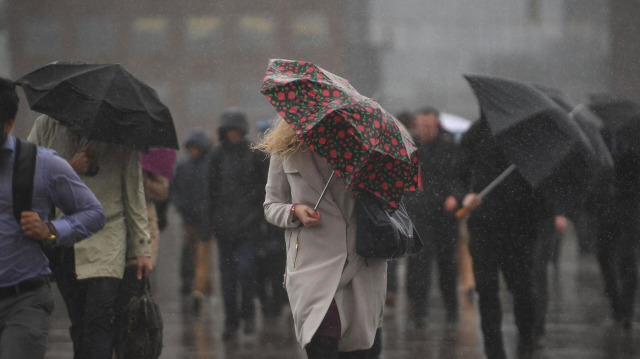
left=0, top=0, right=9, bottom=77
left=7, top=0, right=379, bottom=141
left=370, top=0, right=612, bottom=118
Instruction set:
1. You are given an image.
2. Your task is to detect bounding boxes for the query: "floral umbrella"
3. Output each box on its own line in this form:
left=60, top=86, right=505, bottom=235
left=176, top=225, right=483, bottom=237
left=261, top=59, right=419, bottom=208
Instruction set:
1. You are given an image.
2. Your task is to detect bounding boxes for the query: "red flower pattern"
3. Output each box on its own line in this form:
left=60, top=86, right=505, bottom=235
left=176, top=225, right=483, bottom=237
left=261, top=59, right=419, bottom=208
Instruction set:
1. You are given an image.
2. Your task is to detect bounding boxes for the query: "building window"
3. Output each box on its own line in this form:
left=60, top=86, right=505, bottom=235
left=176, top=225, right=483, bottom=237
left=24, top=19, right=62, bottom=56
left=187, top=16, right=221, bottom=53
left=77, top=17, right=115, bottom=57
left=292, top=13, right=329, bottom=49
left=238, top=15, right=274, bottom=50
left=188, top=82, right=222, bottom=119
left=132, top=17, right=168, bottom=54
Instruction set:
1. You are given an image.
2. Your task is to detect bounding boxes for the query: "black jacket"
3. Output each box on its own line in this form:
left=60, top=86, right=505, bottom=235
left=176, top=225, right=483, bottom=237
left=404, top=131, right=463, bottom=234
left=458, top=119, right=551, bottom=232
left=208, top=139, right=268, bottom=241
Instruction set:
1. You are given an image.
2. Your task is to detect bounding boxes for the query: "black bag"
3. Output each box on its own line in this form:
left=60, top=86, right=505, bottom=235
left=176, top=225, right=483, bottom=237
left=115, top=275, right=163, bottom=359
left=12, top=138, right=37, bottom=222
left=356, top=191, right=423, bottom=259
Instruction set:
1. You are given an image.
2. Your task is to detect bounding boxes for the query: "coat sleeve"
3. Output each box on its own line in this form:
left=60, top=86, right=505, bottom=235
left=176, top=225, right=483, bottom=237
left=123, top=150, right=151, bottom=259
left=264, top=156, right=299, bottom=229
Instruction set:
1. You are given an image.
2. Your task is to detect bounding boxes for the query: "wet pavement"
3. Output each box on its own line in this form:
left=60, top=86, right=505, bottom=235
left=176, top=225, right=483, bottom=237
left=45, top=212, right=640, bottom=358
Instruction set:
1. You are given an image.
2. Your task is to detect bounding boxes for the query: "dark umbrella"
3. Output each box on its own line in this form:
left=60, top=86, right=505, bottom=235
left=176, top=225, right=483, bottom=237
left=589, top=96, right=640, bottom=149
left=261, top=59, right=419, bottom=208
left=456, top=75, right=597, bottom=218
left=535, top=86, right=612, bottom=170
left=16, top=61, right=178, bottom=152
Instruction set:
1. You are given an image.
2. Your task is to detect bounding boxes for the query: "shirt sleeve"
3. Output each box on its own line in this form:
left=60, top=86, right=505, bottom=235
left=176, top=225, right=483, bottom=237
left=45, top=152, right=106, bottom=246
left=123, top=151, right=151, bottom=258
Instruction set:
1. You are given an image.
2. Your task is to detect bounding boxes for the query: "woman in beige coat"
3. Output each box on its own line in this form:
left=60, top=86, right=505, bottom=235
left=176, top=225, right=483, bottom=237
left=259, top=119, right=387, bottom=358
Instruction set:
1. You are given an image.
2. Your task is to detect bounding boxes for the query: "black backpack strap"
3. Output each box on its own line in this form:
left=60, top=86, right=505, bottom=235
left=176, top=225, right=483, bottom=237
left=12, top=138, right=38, bottom=223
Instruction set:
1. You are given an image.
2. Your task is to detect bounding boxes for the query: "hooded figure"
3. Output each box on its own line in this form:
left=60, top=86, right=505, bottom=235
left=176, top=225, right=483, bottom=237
left=171, top=129, right=212, bottom=235
left=208, top=108, right=267, bottom=338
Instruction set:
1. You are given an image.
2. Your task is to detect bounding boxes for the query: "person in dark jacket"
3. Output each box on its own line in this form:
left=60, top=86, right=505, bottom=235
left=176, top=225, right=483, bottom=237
left=593, top=127, right=640, bottom=329
left=208, top=108, right=267, bottom=339
left=405, top=107, right=462, bottom=327
left=458, top=118, right=552, bottom=359
left=253, top=119, right=288, bottom=323
left=171, top=129, right=212, bottom=311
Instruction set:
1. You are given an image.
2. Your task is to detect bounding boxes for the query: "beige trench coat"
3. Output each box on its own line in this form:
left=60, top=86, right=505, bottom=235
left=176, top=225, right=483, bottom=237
left=264, top=149, right=387, bottom=352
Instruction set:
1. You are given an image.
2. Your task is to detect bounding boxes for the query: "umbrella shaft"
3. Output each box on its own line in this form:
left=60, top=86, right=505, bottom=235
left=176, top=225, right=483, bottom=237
left=314, top=171, right=335, bottom=211
left=478, top=164, right=517, bottom=200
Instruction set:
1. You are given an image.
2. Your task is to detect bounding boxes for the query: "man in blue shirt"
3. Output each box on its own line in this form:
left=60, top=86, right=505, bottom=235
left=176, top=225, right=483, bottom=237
left=0, top=78, right=105, bottom=359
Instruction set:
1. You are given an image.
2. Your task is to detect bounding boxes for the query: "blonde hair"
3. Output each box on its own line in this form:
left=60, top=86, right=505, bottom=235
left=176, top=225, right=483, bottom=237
left=253, top=117, right=305, bottom=159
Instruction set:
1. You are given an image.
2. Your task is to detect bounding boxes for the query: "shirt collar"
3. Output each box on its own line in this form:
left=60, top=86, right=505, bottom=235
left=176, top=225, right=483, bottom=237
left=1, top=135, right=15, bottom=154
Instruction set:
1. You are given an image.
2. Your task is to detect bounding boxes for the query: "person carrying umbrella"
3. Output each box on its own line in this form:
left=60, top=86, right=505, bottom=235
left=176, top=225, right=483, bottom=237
left=456, top=75, right=601, bottom=359
left=258, top=59, right=419, bottom=358
left=19, top=61, right=178, bottom=359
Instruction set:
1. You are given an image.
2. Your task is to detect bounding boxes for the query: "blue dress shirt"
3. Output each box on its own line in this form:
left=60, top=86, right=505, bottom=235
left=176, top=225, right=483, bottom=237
left=0, top=135, right=105, bottom=287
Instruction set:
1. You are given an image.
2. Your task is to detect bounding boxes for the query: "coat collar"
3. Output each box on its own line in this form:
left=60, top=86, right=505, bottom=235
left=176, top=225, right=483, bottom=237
left=288, top=149, right=339, bottom=209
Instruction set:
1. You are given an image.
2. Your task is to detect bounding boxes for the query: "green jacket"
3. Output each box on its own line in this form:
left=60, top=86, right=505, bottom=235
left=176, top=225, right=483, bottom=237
left=28, top=116, right=150, bottom=279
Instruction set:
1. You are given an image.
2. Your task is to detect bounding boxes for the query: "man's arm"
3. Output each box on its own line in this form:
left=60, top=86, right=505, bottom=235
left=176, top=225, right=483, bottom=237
left=123, top=150, right=152, bottom=278
left=44, top=152, right=105, bottom=246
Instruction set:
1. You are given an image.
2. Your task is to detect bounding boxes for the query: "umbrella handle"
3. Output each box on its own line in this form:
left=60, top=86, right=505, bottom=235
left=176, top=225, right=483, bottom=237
left=455, top=207, right=469, bottom=219
left=314, top=171, right=335, bottom=211
left=454, top=164, right=517, bottom=220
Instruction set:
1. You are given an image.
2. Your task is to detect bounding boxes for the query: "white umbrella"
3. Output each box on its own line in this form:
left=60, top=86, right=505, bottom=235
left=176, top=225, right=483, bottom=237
left=440, top=112, right=472, bottom=134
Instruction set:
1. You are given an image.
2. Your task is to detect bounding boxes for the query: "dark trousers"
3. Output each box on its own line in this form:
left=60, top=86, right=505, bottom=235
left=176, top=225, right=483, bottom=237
left=305, top=303, right=382, bottom=359
left=255, top=245, right=287, bottom=320
left=596, top=204, right=640, bottom=324
left=0, top=282, right=54, bottom=359
left=51, top=247, right=121, bottom=359
left=469, top=224, right=537, bottom=359
left=407, top=224, right=458, bottom=319
left=532, top=218, right=561, bottom=339
left=217, top=238, right=257, bottom=331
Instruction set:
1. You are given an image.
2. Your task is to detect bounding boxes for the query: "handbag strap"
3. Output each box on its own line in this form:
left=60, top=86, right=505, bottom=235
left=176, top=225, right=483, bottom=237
left=12, top=138, right=38, bottom=223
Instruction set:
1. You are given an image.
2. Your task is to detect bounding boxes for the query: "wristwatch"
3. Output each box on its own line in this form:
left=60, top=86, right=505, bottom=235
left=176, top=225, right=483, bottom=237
left=44, top=221, right=57, bottom=244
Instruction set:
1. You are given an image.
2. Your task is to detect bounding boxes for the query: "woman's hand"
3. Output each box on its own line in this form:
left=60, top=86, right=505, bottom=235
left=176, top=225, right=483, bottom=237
left=294, top=204, right=322, bottom=227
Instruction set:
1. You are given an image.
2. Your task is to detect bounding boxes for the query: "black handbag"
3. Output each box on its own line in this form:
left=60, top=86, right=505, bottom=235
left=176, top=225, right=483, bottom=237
left=355, top=191, right=423, bottom=259
left=115, top=275, right=163, bottom=359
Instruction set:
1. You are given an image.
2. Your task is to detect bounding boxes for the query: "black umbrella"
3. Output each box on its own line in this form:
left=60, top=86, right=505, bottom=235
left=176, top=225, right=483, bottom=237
left=589, top=95, right=640, bottom=142
left=535, top=86, right=612, bottom=170
left=456, top=75, right=597, bottom=218
left=16, top=61, right=178, bottom=152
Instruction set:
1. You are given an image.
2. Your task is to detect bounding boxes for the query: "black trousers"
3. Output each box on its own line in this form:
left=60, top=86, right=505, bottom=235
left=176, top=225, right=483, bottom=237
left=596, top=202, right=640, bottom=324
left=407, top=221, right=458, bottom=319
left=305, top=328, right=382, bottom=359
left=217, top=238, right=257, bottom=331
left=532, top=217, right=562, bottom=339
left=50, top=247, right=121, bottom=359
left=469, top=224, right=537, bottom=359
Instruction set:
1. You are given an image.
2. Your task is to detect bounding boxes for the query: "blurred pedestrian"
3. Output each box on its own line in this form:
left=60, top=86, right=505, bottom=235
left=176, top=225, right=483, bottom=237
left=254, top=119, right=288, bottom=322
left=593, top=127, right=640, bottom=329
left=28, top=114, right=152, bottom=359
left=0, top=77, right=105, bottom=359
left=405, top=107, right=462, bottom=327
left=208, top=108, right=266, bottom=339
left=457, top=118, right=554, bottom=359
left=171, top=130, right=213, bottom=311
left=259, top=118, right=386, bottom=358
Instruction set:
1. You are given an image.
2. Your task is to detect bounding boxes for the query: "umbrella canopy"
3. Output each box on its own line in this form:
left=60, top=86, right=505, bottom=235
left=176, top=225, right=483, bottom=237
left=141, top=148, right=176, bottom=180
left=589, top=95, right=640, bottom=137
left=464, top=74, right=594, bottom=190
left=535, top=86, right=612, bottom=170
left=261, top=59, right=419, bottom=208
left=16, top=61, right=178, bottom=152
left=440, top=112, right=472, bottom=134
